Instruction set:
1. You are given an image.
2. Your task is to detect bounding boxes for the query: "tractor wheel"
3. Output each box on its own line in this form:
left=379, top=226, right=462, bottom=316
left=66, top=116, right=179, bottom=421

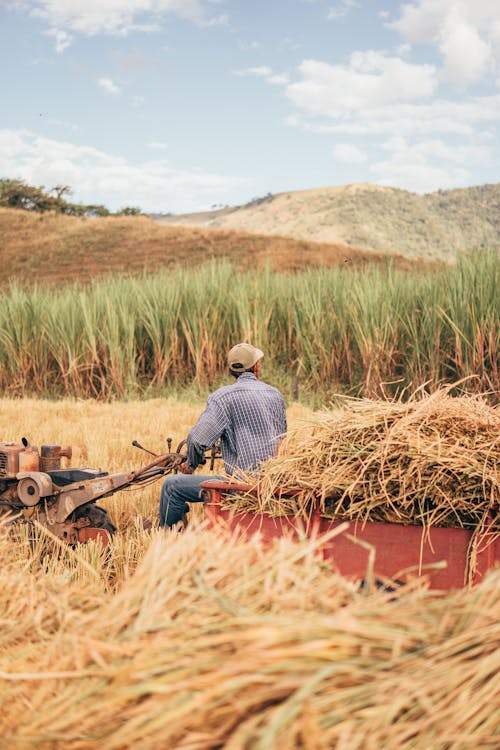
left=70, top=503, right=116, bottom=536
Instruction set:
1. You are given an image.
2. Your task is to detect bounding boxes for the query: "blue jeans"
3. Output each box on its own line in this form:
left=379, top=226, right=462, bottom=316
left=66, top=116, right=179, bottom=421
left=159, top=474, right=225, bottom=528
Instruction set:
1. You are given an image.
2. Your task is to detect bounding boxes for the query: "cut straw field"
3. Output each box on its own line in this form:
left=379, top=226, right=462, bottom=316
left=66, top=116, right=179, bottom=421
left=0, top=398, right=499, bottom=748
left=1, top=250, right=498, bottom=402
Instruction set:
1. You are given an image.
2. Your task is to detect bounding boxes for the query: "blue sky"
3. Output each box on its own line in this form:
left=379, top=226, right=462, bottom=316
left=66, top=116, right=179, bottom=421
left=1, top=0, right=499, bottom=213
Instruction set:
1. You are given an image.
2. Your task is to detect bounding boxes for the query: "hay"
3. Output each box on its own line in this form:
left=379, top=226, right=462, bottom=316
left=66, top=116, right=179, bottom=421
left=0, top=527, right=499, bottom=749
left=226, top=389, right=499, bottom=538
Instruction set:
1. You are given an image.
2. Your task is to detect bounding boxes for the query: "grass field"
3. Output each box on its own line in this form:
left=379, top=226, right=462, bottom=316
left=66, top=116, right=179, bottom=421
left=1, top=250, right=497, bottom=402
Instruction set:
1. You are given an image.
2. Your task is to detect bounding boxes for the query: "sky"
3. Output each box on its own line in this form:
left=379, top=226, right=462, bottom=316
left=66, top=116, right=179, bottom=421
left=1, top=0, right=499, bottom=213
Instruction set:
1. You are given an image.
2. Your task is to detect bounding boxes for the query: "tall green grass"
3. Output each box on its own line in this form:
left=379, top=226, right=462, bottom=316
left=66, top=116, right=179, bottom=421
left=0, top=251, right=498, bottom=402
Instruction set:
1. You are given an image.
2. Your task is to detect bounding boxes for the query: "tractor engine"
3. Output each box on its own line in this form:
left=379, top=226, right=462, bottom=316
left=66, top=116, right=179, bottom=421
left=0, top=440, right=115, bottom=544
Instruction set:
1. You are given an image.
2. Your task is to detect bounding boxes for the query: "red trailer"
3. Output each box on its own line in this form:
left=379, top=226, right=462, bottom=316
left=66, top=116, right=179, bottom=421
left=202, top=480, right=499, bottom=590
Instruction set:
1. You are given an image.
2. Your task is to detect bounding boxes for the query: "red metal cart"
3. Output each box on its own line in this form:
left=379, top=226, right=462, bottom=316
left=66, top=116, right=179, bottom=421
left=201, top=480, right=499, bottom=590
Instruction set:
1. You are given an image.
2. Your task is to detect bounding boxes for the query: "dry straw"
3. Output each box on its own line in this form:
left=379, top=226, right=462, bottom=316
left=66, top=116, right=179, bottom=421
left=226, top=388, right=499, bottom=542
left=0, top=526, right=499, bottom=749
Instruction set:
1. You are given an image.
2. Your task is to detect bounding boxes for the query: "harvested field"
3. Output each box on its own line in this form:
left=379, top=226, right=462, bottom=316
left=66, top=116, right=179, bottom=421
left=0, top=397, right=499, bottom=748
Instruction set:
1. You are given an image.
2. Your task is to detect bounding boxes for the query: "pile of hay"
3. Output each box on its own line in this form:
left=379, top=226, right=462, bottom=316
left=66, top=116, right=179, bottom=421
left=1, top=527, right=499, bottom=749
left=228, top=389, right=499, bottom=535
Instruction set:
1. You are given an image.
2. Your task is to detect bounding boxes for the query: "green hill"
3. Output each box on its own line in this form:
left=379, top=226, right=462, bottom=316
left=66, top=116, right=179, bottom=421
left=153, top=183, right=500, bottom=259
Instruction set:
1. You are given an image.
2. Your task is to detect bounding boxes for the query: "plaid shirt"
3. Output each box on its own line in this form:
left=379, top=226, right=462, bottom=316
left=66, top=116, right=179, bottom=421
left=187, top=372, right=287, bottom=476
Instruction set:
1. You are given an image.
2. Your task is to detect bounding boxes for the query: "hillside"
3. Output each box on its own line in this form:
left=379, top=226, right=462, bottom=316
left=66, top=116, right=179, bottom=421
left=0, top=207, right=431, bottom=287
left=153, top=183, right=500, bottom=259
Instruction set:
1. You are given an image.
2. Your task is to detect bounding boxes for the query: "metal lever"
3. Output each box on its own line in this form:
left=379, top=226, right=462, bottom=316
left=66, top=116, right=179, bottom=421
left=131, top=440, right=158, bottom=457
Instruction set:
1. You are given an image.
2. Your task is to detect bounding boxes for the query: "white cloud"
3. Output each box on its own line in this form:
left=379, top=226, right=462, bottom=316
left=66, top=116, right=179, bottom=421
left=390, top=0, right=500, bottom=86
left=327, top=0, right=358, bottom=22
left=297, top=94, right=500, bottom=137
left=438, top=11, right=491, bottom=86
left=267, top=73, right=290, bottom=85
left=98, top=77, right=121, bottom=96
left=332, top=143, right=366, bottom=162
left=147, top=141, right=168, bottom=150
left=0, top=129, right=248, bottom=213
left=233, top=66, right=289, bottom=86
left=17, top=1, right=223, bottom=50
left=44, top=27, right=73, bottom=52
left=370, top=135, right=491, bottom=193
left=381, top=136, right=490, bottom=165
left=286, top=53, right=437, bottom=118
left=233, top=66, right=273, bottom=77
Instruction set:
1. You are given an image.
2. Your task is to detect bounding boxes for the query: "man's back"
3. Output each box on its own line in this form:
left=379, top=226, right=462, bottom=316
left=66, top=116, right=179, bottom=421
left=188, top=372, right=286, bottom=475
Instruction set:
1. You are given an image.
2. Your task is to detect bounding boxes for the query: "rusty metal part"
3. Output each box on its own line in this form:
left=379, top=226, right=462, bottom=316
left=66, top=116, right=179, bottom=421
left=17, top=472, right=52, bottom=506
left=18, top=448, right=40, bottom=472
left=132, top=440, right=158, bottom=457
left=78, top=527, right=110, bottom=545
left=0, top=443, right=25, bottom=478
left=40, top=444, right=72, bottom=472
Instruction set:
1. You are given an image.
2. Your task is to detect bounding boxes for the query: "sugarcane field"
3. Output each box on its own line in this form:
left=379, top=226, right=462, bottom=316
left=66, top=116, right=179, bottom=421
left=2, top=5, right=500, bottom=740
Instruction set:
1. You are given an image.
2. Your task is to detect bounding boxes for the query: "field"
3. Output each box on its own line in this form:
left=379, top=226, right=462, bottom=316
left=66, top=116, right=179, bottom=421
left=1, top=205, right=499, bottom=748
left=1, top=398, right=499, bottom=748
left=1, top=250, right=498, bottom=402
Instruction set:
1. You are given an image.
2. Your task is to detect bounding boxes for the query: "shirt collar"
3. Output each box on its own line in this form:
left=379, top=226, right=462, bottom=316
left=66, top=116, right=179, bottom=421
left=235, top=372, right=257, bottom=382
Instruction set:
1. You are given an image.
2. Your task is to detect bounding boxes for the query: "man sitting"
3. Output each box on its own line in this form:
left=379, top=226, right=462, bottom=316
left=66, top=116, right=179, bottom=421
left=159, top=342, right=287, bottom=529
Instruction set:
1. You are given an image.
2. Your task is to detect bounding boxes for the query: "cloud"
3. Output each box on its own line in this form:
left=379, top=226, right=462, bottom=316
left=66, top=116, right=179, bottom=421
left=370, top=135, right=491, bottom=193
left=389, top=0, right=500, bottom=86
left=0, top=129, right=248, bottom=213
left=296, top=94, right=500, bottom=137
left=44, top=27, right=73, bottom=52
left=233, top=66, right=289, bottom=86
left=147, top=141, right=168, bottom=149
left=98, top=77, right=121, bottom=96
left=286, top=53, right=437, bottom=118
left=327, top=0, right=359, bottom=22
left=233, top=66, right=273, bottom=77
left=17, top=1, right=224, bottom=50
left=332, top=143, right=366, bottom=162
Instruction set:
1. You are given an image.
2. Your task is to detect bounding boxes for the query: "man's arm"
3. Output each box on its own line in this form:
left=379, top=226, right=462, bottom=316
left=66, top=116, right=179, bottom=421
left=186, top=397, right=227, bottom=471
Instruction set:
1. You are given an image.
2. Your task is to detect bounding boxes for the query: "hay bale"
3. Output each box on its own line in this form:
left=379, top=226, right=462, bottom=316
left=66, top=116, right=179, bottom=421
left=227, top=389, right=499, bottom=536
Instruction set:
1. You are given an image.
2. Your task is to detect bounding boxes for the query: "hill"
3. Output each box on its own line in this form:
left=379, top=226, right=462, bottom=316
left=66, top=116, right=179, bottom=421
left=153, top=183, right=500, bottom=259
left=0, top=207, right=431, bottom=287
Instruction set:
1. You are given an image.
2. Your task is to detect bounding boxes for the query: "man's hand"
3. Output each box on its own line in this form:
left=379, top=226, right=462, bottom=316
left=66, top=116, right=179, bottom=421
left=180, top=461, right=194, bottom=475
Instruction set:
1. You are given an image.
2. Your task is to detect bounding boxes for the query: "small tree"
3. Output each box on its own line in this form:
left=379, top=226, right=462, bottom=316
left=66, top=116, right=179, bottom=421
left=116, top=206, right=142, bottom=216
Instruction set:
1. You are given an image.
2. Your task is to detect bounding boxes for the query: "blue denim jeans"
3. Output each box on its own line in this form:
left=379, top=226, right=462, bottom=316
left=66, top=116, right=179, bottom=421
left=159, top=474, right=225, bottom=528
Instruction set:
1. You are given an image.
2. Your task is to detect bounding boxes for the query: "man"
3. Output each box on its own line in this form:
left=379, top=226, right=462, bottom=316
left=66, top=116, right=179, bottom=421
left=159, top=342, right=287, bottom=529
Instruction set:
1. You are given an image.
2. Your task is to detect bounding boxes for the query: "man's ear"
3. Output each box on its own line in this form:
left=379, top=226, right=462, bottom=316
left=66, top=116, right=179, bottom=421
left=253, top=361, right=260, bottom=377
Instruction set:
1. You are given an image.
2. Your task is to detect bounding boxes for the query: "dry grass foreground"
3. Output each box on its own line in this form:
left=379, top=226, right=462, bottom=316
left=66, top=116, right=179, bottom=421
left=0, top=522, right=499, bottom=747
left=0, top=207, right=433, bottom=287
left=0, top=397, right=499, bottom=748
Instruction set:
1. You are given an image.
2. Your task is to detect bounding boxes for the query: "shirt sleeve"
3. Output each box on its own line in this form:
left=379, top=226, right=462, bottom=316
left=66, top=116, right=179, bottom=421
left=186, top=396, right=228, bottom=469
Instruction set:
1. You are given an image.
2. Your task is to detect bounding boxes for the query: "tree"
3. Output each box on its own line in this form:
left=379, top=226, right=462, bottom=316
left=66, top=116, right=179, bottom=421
left=0, top=178, right=58, bottom=212
left=116, top=206, right=142, bottom=216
